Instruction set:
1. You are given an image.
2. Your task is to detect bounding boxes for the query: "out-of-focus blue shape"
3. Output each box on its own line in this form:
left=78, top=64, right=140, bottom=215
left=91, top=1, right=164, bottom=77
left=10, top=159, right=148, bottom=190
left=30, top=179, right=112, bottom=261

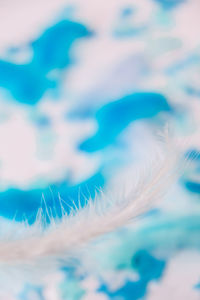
left=79, top=92, right=171, bottom=152
left=31, top=20, right=91, bottom=72
left=184, top=181, right=200, bottom=194
left=0, top=20, right=91, bottom=104
left=100, top=280, right=147, bottom=300
left=33, top=115, right=51, bottom=128
left=154, top=0, right=185, bottom=9
left=99, top=250, right=165, bottom=300
left=121, top=7, right=134, bottom=18
left=185, top=86, right=200, bottom=98
left=0, top=60, right=53, bottom=104
left=131, top=250, right=166, bottom=281
left=194, top=282, right=200, bottom=290
left=0, top=172, right=104, bottom=223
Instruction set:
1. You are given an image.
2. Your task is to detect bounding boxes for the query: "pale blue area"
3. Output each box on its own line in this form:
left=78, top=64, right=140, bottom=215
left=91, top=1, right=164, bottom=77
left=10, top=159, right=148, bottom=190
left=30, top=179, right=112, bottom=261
left=185, top=86, right=200, bottom=98
left=130, top=216, right=200, bottom=257
left=99, top=250, right=166, bottom=300
left=166, top=55, right=200, bottom=74
left=28, top=109, right=52, bottom=128
left=59, top=278, right=85, bottom=300
left=18, top=284, right=44, bottom=300
left=121, top=7, right=134, bottom=18
left=33, top=115, right=51, bottom=127
left=113, top=26, right=146, bottom=38
left=0, top=20, right=91, bottom=104
left=0, top=171, right=104, bottom=223
left=114, top=7, right=146, bottom=38
left=79, top=92, right=171, bottom=152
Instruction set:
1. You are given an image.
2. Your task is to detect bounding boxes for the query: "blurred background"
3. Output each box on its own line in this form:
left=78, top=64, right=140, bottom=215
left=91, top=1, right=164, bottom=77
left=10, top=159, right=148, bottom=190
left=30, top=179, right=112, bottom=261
left=0, top=0, right=200, bottom=299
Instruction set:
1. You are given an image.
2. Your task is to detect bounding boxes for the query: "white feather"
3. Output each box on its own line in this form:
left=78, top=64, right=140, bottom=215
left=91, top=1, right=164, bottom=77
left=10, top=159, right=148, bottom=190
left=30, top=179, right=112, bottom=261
left=0, top=134, right=181, bottom=265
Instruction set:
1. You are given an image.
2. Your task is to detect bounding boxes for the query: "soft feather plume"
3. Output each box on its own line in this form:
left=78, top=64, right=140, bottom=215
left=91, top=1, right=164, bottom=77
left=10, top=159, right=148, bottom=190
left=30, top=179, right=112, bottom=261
left=0, top=133, right=181, bottom=265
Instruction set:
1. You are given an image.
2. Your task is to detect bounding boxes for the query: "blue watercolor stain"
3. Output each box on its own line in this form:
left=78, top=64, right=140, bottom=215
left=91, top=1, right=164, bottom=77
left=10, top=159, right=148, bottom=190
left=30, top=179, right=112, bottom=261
left=0, top=20, right=91, bottom=104
left=0, top=172, right=104, bottom=223
left=0, top=60, right=53, bottom=104
left=31, top=20, right=91, bottom=72
left=154, top=0, right=185, bottom=9
left=132, top=250, right=166, bottom=281
left=99, top=250, right=166, bottom=300
left=79, top=92, right=171, bottom=152
left=184, top=181, right=200, bottom=194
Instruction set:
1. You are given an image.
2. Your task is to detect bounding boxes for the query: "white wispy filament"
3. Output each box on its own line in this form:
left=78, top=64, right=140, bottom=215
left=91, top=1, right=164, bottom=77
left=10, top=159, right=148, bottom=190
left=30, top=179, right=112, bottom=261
left=0, top=136, right=180, bottom=264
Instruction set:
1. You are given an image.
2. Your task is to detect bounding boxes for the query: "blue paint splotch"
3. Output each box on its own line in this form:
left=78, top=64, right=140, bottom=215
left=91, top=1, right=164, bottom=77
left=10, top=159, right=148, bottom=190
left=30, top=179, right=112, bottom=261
left=79, top=92, right=171, bottom=152
left=99, top=250, right=166, bottom=300
left=31, top=20, right=91, bottom=72
left=0, top=61, right=53, bottom=104
left=0, top=172, right=104, bottom=223
left=132, top=250, right=165, bottom=281
left=154, top=0, right=186, bottom=9
left=184, top=181, right=200, bottom=194
left=0, top=20, right=91, bottom=105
